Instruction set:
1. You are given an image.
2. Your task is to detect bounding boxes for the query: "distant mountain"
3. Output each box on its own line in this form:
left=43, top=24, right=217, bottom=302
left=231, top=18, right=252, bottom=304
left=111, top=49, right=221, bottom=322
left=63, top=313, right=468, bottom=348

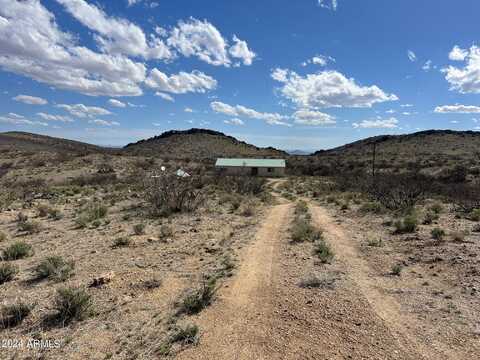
left=286, top=150, right=312, bottom=155
left=124, top=128, right=287, bottom=159
left=0, top=131, right=104, bottom=154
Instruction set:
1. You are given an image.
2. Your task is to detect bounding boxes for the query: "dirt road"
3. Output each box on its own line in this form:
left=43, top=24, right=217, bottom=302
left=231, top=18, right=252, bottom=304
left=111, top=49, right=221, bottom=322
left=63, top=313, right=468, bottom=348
left=177, top=197, right=476, bottom=359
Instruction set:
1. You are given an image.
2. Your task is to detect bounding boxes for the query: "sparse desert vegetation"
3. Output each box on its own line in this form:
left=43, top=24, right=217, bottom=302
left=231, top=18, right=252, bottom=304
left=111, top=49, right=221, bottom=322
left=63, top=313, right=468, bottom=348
left=1, top=129, right=480, bottom=359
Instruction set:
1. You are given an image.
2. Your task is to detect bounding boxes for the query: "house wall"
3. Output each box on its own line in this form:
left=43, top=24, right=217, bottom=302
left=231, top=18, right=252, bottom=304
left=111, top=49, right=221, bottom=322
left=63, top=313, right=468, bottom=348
left=216, top=166, right=285, bottom=177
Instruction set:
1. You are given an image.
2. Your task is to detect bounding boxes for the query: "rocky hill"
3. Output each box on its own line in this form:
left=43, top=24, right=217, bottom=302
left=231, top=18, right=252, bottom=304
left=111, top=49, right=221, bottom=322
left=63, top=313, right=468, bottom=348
left=124, top=128, right=287, bottom=159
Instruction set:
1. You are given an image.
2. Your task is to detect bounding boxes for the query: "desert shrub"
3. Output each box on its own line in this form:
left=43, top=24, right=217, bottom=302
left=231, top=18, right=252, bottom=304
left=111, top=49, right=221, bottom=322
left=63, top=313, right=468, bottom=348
left=220, top=194, right=241, bottom=210
left=0, top=302, right=33, bottom=328
left=423, top=212, right=439, bottom=225
left=18, top=220, right=42, bottom=234
left=359, top=201, right=384, bottom=214
left=217, top=176, right=265, bottom=196
left=144, top=174, right=203, bottom=217
left=177, top=278, right=217, bottom=315
left=159, top=225, right=173, bottom=240
left=295, top=200, right=309, bottom=215
left=112, top=237, right=131, bottom=248
left=239, top=203, right=255, bottom=217
left=53, top=287, right=93, bottom=325
left=299, top=274, right=336, bottom=289
left=470, top=209, right=480, bottom=222
left=34, top=256, right=74, bottom=282
left=16, top=212, right=28, bottom=223
left=170, top=323, right=199, bottom=345
left=291, top=220, right=322, bottom=243
left=0, top=232, right=6, bottom=242
left=340, top=202, right=349, bottom=210
left=391, top=264, right=402, bottom=276
left=0, top=263, right=18, bottom=284
left=76, top=203, right=108, bottom=227
left=451, top=231, right=466, bottom=242
left=70, top=173, right=117, bottom=187
left=366, top=238, right=384, bottom=247
left=394, top=215, right=418, bottom=234
left=431, top=227, right=446, bottom=241
left=2, top=242, right=33, bottom=260
left=313, top=240, right=334, bottom=263
left=370, top=173, right=427, bottom=211
left=429, top=202, right=444, bottom=214
left=133, top=223, right=146, bottom=235
left=37, top=204, right=51, bottom=217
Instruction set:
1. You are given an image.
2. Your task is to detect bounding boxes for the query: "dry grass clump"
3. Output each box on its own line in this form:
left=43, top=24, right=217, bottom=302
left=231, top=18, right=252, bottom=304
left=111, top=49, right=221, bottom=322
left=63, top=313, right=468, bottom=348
left=133, top=223, right=146, bottom=235
left=313, top=240, right=334, bottom=264
left=37, top=204, right=62, bottom=220
left=431, top=227, right=446, bottom=242
left=0, top=263, right=18, bottom=284
left=0, top=302, right=33, bottom=328
left=394, top=214, right=418, bottom=234
left=34, top=256, right=75, bottom=282
left=112, top=236, right=131, bottom=248
left=18, top=220, right=42, bottom=234
left=53, top=287, right=93, bottom=325
left=159, top=225, right=174, bottom=240
left=2, top=241, right=33, bottom=260
left=75, top=203, right=108, bottom=228
left=177, top=278, right=217, bottom=316
left=299, top=273, right=336, bottom=289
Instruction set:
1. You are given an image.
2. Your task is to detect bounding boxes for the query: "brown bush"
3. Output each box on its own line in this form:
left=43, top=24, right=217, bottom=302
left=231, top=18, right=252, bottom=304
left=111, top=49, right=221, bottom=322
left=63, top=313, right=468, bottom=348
left=144, top=174, right=204, bottom=216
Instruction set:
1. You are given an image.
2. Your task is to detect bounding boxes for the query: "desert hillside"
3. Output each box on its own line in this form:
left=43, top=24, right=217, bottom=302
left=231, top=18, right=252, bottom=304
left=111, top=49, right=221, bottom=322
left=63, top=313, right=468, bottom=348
left=124, top=129, right=287, bottom=160
left=289, top=130, right=480, bottom=176
left=0, top=132, right=104, bottom=154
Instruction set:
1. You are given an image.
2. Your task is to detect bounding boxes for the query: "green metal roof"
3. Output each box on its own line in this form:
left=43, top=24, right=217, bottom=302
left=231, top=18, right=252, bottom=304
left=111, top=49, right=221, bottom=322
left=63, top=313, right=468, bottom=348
left=215, top=158, right=286, bottom=168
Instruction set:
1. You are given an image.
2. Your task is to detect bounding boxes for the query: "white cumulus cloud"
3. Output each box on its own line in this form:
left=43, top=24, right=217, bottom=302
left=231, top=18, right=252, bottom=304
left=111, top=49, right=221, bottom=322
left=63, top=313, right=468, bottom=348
left=224, top=118, right=244, bottom=126
left=211, top=101, right=289, bottom=126
left=443, top=45, right=480, bottom=94
left=57, top=103, right=112, bottom=118
left=108, top=99, right=126, bottom=108
left=155, top=92, right=175, bottom=102
left=229, top=35, right=256, bottom=66
left=449, top=45, right=468, bottom=61
left=353, top=117, right=399, bottom=129
left=37, top=112, right=74, bottom=122
left=434, top=104, right=480, bottom=113
left=56, top=0, right=172, bottom=60
left=0, top=0, right=146, bottom=97
left=293, top=110, right=336, bottom=126
left=145, top=69, right=217, bottom=94
left=88, top=119, right=120, bottom=126
left=271, top=69, right=398, bottom=109
left=13, top=95, right=48, bottom=105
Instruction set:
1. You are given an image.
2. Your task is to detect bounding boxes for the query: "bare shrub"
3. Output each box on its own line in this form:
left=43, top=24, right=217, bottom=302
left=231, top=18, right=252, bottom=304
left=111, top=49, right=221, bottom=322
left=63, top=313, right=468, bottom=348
left=35, top=256, right=74, bottom=282
left=144, top=174, right=203, bottom=216
left=370, top=173, right=427, bottom=211
left=217, top=176, right=265, bottom=196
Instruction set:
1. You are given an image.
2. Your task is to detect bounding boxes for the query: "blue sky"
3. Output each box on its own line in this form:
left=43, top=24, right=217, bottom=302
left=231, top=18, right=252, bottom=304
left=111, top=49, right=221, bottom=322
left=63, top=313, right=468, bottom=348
left=1, top=0, right=480, bottom=150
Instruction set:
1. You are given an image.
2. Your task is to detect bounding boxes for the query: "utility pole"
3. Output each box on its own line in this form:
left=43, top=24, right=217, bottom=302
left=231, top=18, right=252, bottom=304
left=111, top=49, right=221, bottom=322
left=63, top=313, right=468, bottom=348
left=372, top=141, right=377, bottom=188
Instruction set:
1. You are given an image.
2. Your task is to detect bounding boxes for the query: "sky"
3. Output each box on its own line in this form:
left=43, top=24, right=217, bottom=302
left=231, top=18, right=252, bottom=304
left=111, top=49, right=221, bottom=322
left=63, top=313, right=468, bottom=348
left=1, top=0, right=480, bottom=151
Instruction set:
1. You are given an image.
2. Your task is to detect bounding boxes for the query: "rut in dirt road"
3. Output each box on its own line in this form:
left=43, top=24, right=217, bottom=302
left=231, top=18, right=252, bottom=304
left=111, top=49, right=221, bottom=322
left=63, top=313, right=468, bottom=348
left=177, top=202, right=293, bottom=360
left=310, top=204, right=477, bottom=360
